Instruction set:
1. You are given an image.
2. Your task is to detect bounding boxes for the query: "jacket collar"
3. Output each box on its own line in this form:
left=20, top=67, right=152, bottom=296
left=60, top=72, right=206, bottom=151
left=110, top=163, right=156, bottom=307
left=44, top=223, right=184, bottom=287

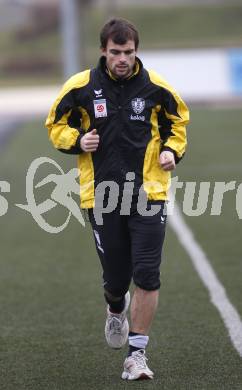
left=97, top=56, right=143, bottom=82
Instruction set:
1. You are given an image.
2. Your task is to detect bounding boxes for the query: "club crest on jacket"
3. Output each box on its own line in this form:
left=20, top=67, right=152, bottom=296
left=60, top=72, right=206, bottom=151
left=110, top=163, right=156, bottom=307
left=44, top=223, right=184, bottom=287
left=131, top=98, right=145, bottom=114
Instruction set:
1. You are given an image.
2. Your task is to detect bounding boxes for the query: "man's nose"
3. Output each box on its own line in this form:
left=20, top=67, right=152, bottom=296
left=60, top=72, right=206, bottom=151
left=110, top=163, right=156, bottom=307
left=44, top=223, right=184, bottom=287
left=119, top=52, right=126, bottom=61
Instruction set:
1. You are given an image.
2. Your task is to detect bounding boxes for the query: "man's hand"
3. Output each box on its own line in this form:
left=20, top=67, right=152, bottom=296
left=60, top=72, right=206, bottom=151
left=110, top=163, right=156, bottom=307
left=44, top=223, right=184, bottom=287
left=80, top=129, right=100, bottom=152
left=160, top=150, right=176, bottom=171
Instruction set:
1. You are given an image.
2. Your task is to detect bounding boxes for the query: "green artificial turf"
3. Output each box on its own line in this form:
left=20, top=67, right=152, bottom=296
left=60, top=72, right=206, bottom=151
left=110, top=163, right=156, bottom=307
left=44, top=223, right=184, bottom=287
left=0, top=107, right=242, bottom=389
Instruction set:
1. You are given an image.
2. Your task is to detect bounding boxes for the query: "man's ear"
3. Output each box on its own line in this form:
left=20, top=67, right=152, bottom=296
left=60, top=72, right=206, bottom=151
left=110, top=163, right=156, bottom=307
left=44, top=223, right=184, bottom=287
left=101, top=47, right=106, bottom=56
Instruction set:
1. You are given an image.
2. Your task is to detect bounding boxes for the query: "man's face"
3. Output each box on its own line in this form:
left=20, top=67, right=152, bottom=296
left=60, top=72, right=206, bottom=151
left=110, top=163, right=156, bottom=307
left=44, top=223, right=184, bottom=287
left=102, top=39, right=136, bottom=79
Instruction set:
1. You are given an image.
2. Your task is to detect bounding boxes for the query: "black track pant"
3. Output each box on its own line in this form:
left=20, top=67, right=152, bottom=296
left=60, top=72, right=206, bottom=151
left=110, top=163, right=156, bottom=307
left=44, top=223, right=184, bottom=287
left=88, top=200, right=167, bottom=297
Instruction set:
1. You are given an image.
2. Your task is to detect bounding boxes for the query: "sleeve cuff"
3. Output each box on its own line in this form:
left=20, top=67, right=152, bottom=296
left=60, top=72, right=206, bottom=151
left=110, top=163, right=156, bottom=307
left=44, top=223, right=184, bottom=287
left=58, top=129, right=84, bottom=155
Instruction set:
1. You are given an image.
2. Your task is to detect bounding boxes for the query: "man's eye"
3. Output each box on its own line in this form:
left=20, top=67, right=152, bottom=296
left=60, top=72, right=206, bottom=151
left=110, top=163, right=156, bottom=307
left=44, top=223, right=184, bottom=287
left=109, top=49, right=134, bottom=55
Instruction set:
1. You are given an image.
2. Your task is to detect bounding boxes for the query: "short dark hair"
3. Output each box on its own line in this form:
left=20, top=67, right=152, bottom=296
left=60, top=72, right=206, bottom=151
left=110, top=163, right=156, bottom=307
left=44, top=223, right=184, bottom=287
left=100, top=18, right=139, bottom=50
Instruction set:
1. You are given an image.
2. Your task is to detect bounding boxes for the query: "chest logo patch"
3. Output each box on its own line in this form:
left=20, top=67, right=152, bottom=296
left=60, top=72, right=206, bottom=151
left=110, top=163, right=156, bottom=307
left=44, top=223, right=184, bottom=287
left=94, top=89, right=103, bottom=97
left=131, top=98, right=145, bottom=114
left=93, top=99, right=107, bottom=118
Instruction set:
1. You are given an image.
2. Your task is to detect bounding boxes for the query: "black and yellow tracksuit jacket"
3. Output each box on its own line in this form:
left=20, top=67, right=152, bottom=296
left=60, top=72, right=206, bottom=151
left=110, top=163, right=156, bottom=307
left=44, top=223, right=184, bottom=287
left=46, top=56, right=189, bottom=208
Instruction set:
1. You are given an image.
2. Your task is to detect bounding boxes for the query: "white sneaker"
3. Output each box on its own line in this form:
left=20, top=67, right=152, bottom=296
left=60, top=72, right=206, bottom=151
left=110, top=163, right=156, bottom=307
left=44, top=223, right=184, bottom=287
left=105, top=291, right=130, bottom=349
left=121, top=349, right=154, bottom=380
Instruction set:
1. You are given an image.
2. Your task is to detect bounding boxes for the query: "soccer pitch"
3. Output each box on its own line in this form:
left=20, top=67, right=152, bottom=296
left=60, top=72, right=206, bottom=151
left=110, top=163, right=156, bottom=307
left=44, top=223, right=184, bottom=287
left=0, top=107, right=242, bottom=389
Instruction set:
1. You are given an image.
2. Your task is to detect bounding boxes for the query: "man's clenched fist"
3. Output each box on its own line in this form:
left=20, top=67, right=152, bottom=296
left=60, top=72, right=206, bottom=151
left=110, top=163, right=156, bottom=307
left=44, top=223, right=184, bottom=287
left=80, top=129, right=100, bottom=152
left=160, top=150, right=176, bottom=171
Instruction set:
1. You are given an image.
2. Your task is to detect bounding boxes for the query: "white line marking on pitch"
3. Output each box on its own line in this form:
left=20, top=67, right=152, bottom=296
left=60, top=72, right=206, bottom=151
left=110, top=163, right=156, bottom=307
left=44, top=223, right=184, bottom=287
left=169, top=203, right=242, bottom=357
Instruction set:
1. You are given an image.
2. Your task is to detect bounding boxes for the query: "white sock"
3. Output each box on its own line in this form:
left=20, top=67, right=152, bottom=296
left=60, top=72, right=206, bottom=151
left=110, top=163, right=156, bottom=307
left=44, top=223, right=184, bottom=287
left=129, top=334, right=149, bottom=350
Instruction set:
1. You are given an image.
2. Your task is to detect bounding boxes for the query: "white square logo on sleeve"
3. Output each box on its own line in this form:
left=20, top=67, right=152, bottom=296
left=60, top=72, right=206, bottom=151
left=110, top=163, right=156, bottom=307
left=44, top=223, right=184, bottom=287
left=93, top=99, right=107, bottom=118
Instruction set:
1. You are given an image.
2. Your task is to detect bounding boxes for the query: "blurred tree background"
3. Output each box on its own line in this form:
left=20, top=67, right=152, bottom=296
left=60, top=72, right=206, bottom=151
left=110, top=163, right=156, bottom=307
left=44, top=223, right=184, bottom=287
left=0, top=0, right=242, bottom=86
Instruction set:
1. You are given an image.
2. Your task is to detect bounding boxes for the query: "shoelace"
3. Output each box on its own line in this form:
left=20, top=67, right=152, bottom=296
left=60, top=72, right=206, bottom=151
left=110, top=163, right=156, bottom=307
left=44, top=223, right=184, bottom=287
left=108, top=315, right=122, bottom=334
left=132, top=350, right=148, bottom=369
